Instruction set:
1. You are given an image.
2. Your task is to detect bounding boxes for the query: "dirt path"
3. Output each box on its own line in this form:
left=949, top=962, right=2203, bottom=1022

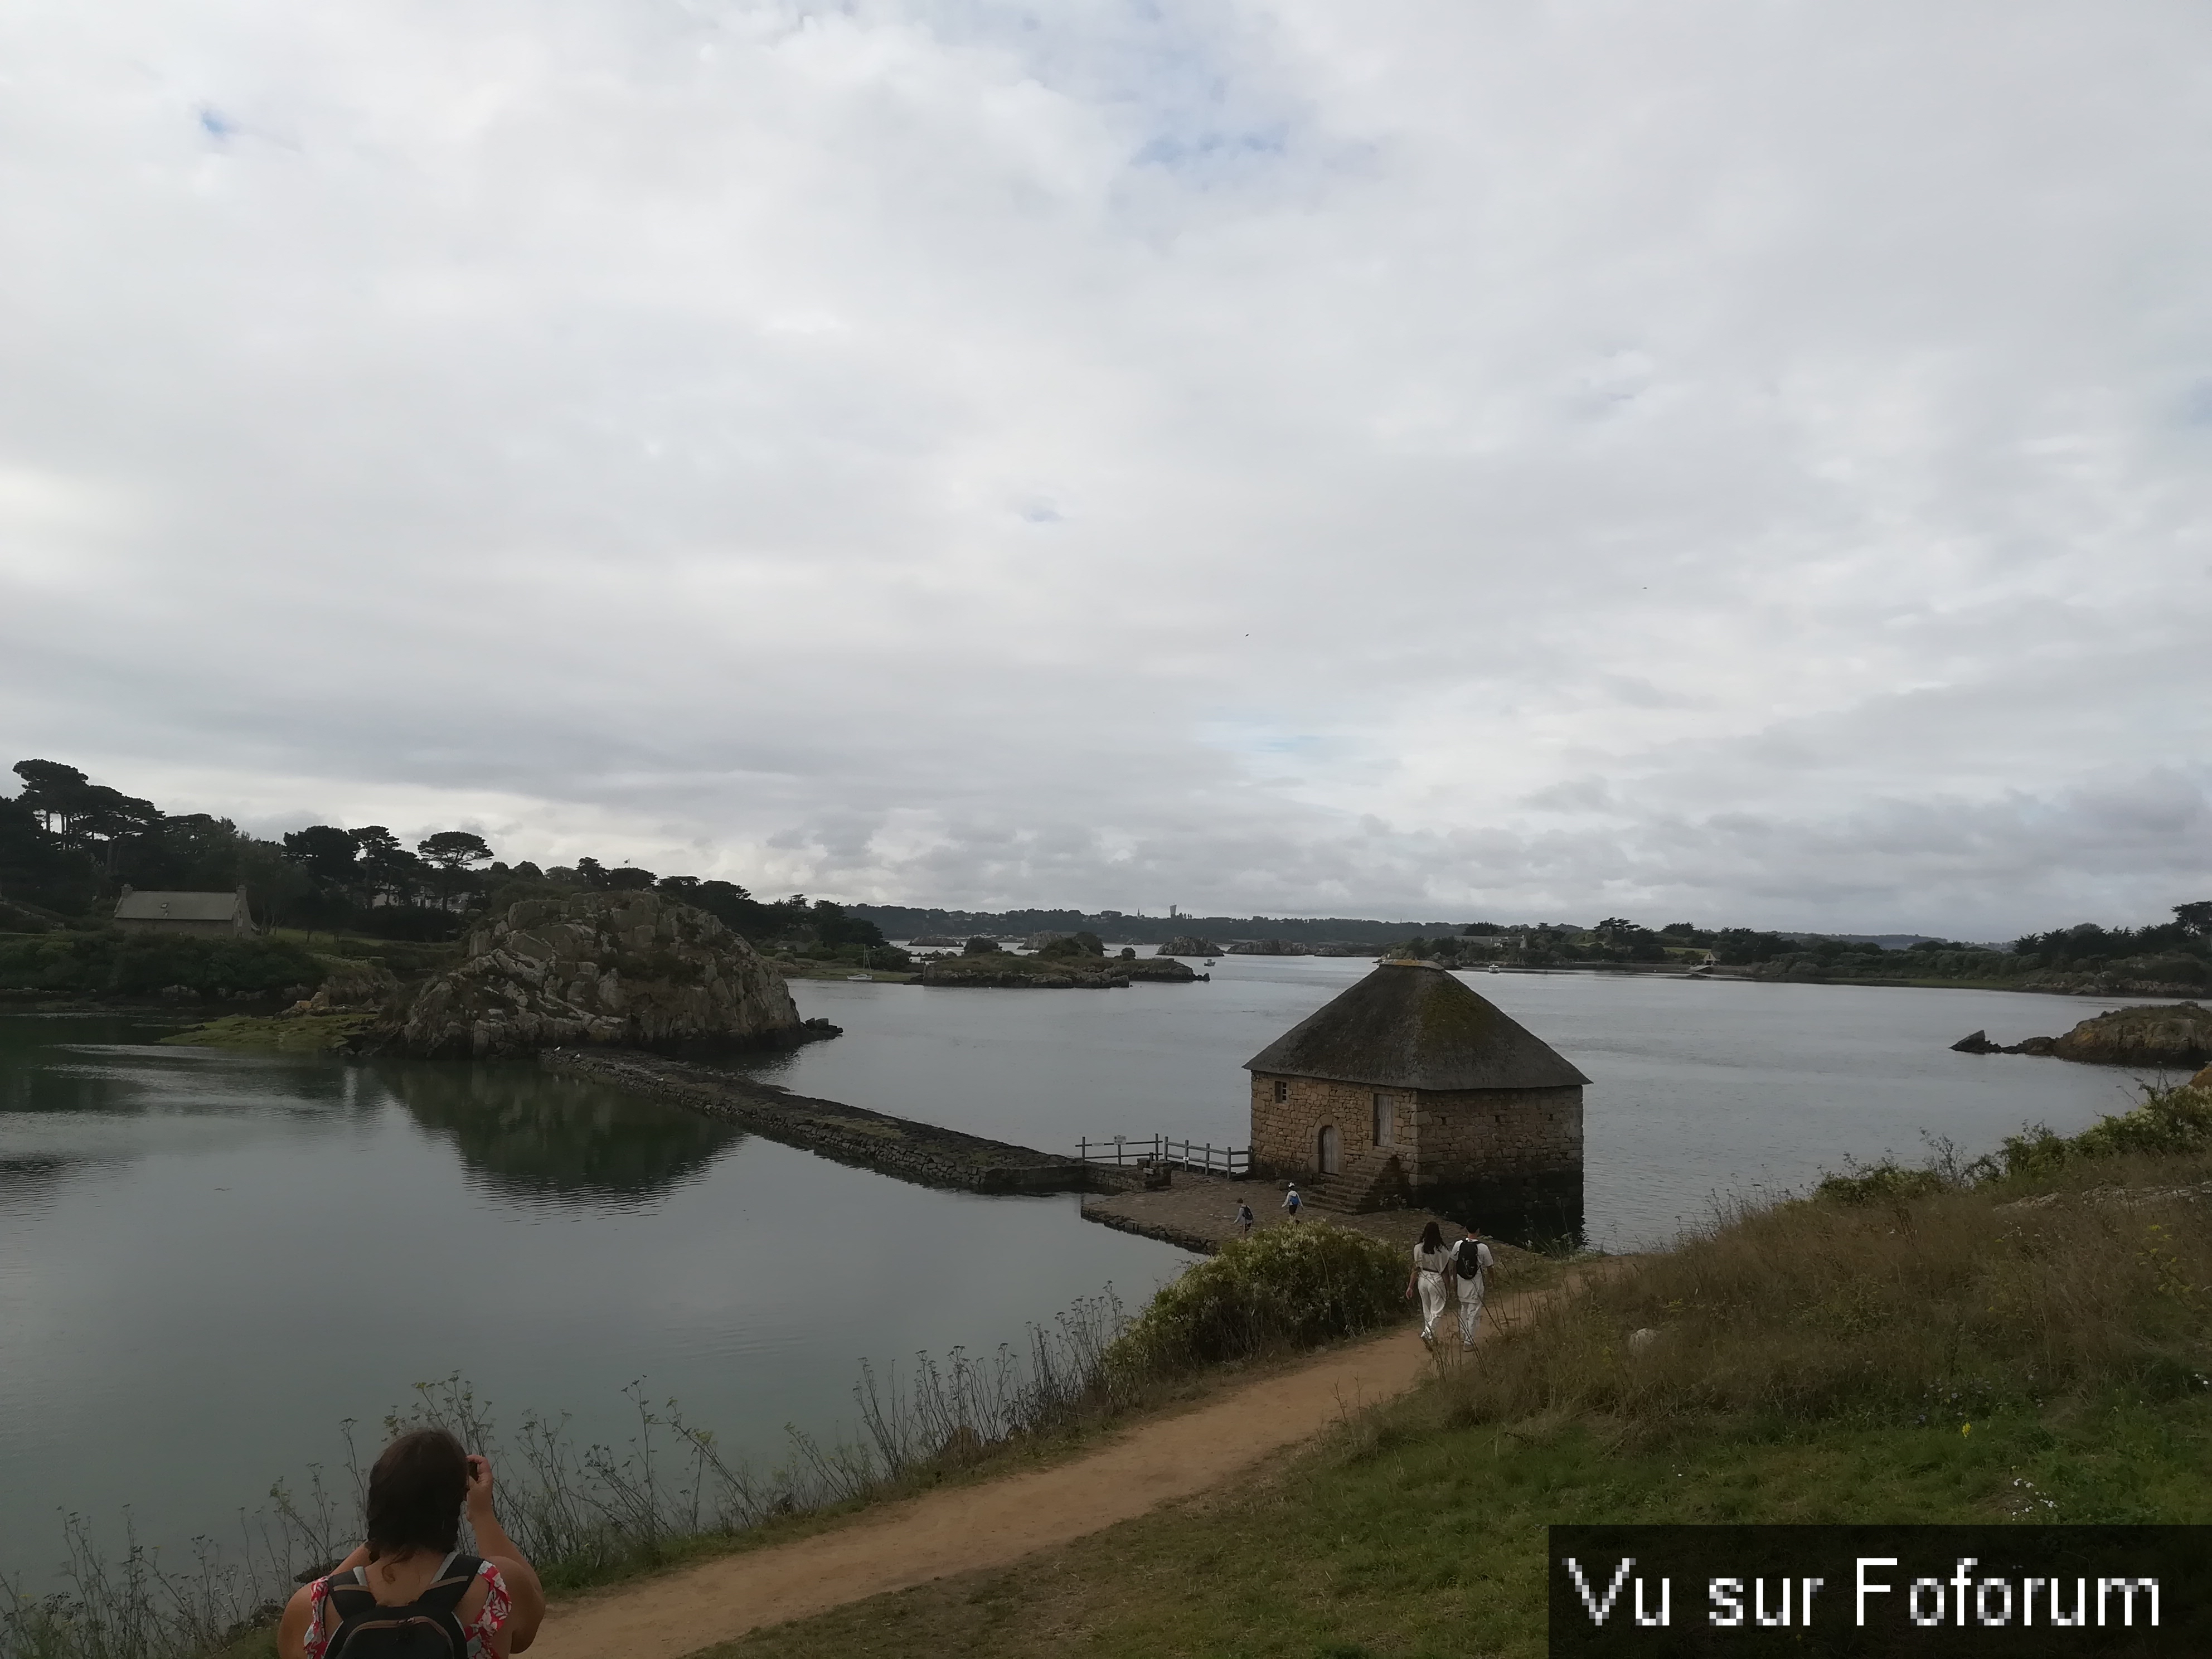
left=528, top=1288, right=1549, bottom=1659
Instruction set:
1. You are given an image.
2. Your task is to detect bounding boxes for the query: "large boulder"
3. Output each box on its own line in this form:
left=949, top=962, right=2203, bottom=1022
left=399, top=892, right=803, bottom=1060
left=2045, top=1002, right=2212, bottom=1066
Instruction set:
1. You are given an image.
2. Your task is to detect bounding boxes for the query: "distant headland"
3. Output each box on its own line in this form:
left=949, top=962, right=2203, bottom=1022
left=4, top=756, right=2208, bottom=1007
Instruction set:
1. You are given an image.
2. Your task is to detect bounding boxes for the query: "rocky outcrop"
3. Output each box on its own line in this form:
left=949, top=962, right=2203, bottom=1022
left=1951, top=1028, right=2056, bottom=1056
left=399, top=892, right=808, bottom=1059
left=2048, top=1002, right=2212, bottom=1065
left=1156, top=936, right=1223, bottom=957
left=1965, top=1002, right=2212, bottom=1066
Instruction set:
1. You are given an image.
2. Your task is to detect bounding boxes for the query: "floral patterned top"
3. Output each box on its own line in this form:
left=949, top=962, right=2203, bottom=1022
left=304, top=1555, right=510, bottom=1659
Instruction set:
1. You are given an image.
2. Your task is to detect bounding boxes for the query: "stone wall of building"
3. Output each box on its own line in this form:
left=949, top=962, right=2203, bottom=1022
left=114, top=917, right=249, bottom=938
left=1249, top=1072, right=1582, bottom=1197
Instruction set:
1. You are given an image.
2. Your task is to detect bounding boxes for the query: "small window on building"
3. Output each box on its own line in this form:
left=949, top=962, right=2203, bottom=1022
left=1273, top=1079, right=1288, bottom=1103
left=1372, top=1092, right=1394, bottom=1147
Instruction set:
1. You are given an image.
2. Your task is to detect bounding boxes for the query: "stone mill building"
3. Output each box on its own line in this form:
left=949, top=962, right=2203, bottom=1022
left=1245, top=959, right=1587, bottom=1238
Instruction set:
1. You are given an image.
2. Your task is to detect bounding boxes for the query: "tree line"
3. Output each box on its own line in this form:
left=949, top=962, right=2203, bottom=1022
left=6, top=758, right=2203, bottom=974
left=1395, top=911, right=2212, bottom=984
left=0, top=759, right=886, bottom=954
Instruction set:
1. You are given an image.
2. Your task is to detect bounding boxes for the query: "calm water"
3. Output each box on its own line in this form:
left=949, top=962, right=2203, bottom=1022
left=752, top=953, right=2173, bottom=1245
left=0, top=1017, right=1194, bottom=1582
left=0, top=961, right=2172, bottom=1580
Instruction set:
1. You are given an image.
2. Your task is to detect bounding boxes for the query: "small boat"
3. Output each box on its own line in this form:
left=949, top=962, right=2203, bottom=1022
left=847, top=973, right=873, bottom=982
left=1202, top=958, right=1217, bottom=967
left=1486, top=964, right=1500, bottom=974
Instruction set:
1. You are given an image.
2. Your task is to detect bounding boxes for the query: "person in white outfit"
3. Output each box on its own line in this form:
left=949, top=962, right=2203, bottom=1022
left=1405, top=1220, right=1452, bottom=1346
left=1452, top=1223, right=1495, bottom=1351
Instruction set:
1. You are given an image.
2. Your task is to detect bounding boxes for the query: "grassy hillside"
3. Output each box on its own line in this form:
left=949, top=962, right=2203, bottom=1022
left=719, top=1095, right=2212, bottom=1659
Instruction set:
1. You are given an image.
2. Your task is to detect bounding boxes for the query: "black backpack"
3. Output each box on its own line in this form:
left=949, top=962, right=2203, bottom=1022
left=1453, top=1238, right=1486, bottom=1279
left=320, top=1553, right=484, bottom=1658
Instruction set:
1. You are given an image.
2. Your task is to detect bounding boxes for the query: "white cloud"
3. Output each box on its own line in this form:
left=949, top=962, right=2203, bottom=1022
left=3, top=0, right=2211, bottom=935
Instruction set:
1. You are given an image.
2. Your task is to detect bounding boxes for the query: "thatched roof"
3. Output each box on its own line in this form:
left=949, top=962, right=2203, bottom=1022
left=1244, top=961, right=1588, bottom=1091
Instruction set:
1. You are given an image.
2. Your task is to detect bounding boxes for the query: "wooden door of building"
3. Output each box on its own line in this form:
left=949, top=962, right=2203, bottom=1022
left=1318, top=1124, right=1341, bottom=1175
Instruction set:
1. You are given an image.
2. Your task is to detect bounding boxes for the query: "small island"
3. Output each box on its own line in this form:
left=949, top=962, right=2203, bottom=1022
left=919, top=932, right=1200, bottom=988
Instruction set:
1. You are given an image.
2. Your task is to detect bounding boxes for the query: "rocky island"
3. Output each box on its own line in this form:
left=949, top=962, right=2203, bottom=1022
left=1953, top=1000, right=2212, bottom=1065
left=400, top=890, right=820, bottom=1059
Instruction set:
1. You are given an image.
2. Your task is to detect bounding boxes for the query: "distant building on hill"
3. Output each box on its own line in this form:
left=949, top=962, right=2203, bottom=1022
left=112, top=885, right=257, bottom=938
left=1244, top=960, right=1585, bottom=1239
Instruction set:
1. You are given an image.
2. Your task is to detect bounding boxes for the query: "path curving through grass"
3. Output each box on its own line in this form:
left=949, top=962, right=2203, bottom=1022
left=527, top=1275, right=1584, bottom=1659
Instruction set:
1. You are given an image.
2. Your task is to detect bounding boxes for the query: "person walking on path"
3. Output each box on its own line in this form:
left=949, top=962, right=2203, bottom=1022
left=1406, top=1220, right=1452, bottom=1346
left=1234, top=1201, right=1255, bottom=1236
left=278, top=1428, right=545, bottom=1658
left=1282, top=1184, right=1302, bottom=1223
left=1452, top=1223, right=1495, bottom=1351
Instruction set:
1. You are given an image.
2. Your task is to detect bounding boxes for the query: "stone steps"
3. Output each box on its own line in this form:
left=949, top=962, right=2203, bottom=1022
left=1298, top=1173, right=1374, bottom=1212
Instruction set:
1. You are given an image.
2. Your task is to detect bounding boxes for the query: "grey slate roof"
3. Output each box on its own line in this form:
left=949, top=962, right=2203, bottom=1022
left=1244, top=961, right=1589, bottom=1091
left=113, top=890, right=245, bottom=922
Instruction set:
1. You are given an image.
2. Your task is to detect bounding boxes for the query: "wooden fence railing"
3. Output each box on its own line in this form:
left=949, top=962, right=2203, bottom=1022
left=1073, top=1135, right=1250, bottom=1177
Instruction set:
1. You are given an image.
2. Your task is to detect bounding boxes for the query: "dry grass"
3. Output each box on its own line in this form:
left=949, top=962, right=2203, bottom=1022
left=1445, top=1142, right=2212, bottom=1439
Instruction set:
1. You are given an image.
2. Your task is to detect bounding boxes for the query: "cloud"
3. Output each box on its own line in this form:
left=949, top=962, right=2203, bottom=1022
left=3, top=0, right=2211, bottom=936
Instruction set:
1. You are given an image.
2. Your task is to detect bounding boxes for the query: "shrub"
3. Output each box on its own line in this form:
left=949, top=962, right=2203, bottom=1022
left=961, top=935, right=1000, bottom=955
left=1813, top=1160, right=1950, bottom=1205
left=1106, top=1223, right=1404, bottom=1378
left=351, top=904, right=465, bottom=942
left=0, top=931, right=328, bottom=997
left=1994, top=1084, right=2212, bottom=1177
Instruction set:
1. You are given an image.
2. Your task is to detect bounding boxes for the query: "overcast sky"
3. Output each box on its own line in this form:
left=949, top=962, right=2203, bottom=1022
left=4, top=1, right=2210, bottom=936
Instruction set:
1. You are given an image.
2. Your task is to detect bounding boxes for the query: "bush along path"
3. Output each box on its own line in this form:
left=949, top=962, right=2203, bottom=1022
left=527, top=1258, right=1564, bottom=1659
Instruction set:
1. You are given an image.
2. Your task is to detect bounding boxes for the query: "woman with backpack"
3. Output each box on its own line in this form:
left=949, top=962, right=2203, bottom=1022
left=278, top=1428, right=544, bottom=1658
left=1405, top=1219, right=1453, bottom=1346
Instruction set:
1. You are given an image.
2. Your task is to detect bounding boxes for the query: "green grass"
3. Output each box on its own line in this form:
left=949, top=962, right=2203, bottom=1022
left=714, top=1394, right=2212, bottom=1659
left=157, top=1010, right=382, bottom=1051
left=261, top=929, right=460, bottom=977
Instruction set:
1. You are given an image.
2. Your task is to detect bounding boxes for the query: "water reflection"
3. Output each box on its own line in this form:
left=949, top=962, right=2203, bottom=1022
left=377, top=1060, right=748, bottom=1206
left=0, top=1152, right=81, bottom=1208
